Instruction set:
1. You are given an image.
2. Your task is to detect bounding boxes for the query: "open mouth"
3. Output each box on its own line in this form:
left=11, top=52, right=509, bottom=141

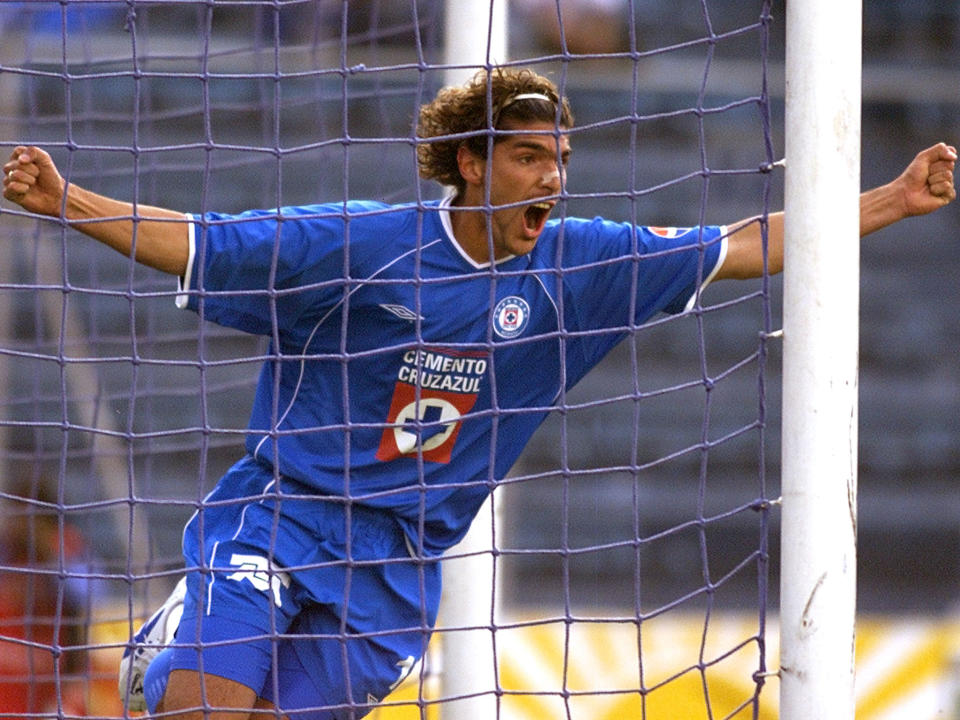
left=523, top=201, right=553, bottom=236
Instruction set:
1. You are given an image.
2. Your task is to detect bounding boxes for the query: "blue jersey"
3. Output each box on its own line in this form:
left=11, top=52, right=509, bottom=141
left=179, top=198, right=726, bottom=555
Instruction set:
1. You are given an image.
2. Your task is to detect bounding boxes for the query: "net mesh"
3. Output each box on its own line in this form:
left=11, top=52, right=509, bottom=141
left=0, top=2, right=777, bottom=718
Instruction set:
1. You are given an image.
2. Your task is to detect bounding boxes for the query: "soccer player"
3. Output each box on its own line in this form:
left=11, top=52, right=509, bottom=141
left=2, top=67, right=956, bottom=720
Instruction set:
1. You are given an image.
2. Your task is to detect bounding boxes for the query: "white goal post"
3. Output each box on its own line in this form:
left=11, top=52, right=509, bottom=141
left=437, top=4, right=507, bottom=720
left=781, top=1, right=862, bottom=719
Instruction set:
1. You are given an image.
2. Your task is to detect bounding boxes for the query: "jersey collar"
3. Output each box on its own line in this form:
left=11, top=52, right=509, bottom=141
left=437, top=193, right=518, bottom=270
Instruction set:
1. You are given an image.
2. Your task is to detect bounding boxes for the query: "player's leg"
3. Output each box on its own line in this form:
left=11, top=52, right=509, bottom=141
left=257, top=499, right=442, bottom=719
left=163, top=520, right=303, bottom=712
left=125, top=559, right=298, bottom=717
left=121, top=455, right=442, bottom=719
left=124, top=457, right=305, bottom=715
left=155, top=670, right=260, bottom=719
left=140, top=645, right=289, bottom=719
left=140, top=499, right=440, bottom=720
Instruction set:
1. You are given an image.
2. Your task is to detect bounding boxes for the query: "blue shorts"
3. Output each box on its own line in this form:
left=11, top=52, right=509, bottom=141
left=151, top=455, right=441, bottom=720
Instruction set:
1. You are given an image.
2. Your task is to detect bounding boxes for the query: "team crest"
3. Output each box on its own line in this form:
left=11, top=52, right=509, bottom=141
left=492, top=296, right=530, bottom=339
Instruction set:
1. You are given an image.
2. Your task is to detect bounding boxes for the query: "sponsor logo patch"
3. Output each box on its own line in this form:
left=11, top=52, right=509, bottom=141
left=376, top=348, right=487, bottom=464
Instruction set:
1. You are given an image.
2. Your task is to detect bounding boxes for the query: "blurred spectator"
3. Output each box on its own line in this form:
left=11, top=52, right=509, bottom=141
left=0, top=478, right=90, bottom=715
left=513, top=0, right=629, bottom=55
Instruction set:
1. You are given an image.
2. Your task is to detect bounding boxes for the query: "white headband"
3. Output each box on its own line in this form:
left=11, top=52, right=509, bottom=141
left=493, top=92, right=556, bottom=127
left=507, top=92, right=554, bottom=104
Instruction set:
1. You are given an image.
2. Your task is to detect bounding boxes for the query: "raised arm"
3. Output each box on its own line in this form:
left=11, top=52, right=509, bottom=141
left=2, top=146, right=190, bottom=276
left=716, top=142, right=957, bottom=280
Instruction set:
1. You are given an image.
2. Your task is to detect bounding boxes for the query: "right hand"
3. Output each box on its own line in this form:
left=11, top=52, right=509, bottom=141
left=2, top=146, right=66, bottom=217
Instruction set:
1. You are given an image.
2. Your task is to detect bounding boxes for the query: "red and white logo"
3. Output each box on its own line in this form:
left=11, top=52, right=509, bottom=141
left=648, top=226, right=689, bottom=238
left=376, top=349, right=486, bottom=464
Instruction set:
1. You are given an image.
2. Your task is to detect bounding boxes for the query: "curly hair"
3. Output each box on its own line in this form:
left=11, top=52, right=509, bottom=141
left=416, top=67, right=573, bottom=195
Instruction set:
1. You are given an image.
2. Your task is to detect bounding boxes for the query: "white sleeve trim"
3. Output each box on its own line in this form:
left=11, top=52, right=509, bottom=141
left=682, top=226, right=728, bottom=313
left=175, top=214, right=197, bottom=309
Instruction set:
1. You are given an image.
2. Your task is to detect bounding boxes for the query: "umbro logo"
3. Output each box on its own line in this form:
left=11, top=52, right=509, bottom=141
left=380, top=303, right=423, bottom=322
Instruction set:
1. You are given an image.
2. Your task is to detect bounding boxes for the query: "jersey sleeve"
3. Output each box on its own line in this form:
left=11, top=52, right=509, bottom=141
left=558, top=217, right=727, bottom=328
left=176, top=203, right=368, bottom=337
left=550, top=217, right=727, bottom=386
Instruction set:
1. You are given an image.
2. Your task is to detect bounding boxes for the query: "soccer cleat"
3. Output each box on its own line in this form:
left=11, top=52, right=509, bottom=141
left=117, top=577, right=187, bottom=711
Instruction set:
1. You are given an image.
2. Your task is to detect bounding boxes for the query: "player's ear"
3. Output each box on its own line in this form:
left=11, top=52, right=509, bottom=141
left=457, top=144, right=485, bottom=187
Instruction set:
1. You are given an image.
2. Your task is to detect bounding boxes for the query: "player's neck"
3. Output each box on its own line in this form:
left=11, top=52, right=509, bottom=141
left=449, top=192, right=494, bottom=264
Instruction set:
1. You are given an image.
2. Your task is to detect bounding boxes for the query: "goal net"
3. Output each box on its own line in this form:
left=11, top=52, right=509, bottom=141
left=0, top=2, right=779, bottom=718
